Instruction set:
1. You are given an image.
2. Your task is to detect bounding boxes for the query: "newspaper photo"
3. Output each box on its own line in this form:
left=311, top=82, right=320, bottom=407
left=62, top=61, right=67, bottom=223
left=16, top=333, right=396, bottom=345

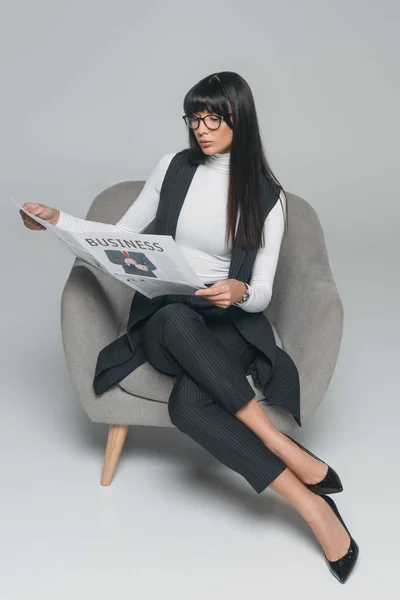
left=13, top=198, right=208, bottom=299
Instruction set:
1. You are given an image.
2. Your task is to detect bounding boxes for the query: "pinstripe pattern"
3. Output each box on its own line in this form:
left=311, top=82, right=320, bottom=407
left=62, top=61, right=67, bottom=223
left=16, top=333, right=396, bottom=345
left=139, top=300, right=287, bottom=493
left=93, top=149, right=300, bottom=431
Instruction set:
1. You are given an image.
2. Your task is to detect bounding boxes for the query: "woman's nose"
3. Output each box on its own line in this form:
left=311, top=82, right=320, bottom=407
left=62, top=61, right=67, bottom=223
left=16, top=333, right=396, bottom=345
left=198, top=120, right=209, bottom=134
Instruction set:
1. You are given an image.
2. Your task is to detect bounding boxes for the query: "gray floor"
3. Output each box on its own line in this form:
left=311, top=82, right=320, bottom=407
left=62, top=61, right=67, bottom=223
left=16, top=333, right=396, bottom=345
left=2, top=204, right=399, bottom=598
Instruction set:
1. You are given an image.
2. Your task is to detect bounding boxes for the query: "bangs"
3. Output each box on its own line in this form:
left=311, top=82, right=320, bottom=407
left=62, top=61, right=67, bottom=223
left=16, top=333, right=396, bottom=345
left=183, top=76, right=230, bottom=116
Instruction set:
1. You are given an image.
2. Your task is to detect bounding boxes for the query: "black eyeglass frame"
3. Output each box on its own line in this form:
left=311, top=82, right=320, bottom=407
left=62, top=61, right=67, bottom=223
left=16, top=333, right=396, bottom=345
left=182, top=112, right=233, bottom=130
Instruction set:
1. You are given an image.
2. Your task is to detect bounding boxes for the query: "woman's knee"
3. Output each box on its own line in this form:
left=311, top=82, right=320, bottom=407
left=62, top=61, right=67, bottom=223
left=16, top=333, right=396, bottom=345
left=156, top=303, right=203, bottom=341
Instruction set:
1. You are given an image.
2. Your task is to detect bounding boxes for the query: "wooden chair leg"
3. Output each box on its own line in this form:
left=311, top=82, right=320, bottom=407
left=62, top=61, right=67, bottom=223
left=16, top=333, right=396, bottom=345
left=101, top=424, right=129, bottom=486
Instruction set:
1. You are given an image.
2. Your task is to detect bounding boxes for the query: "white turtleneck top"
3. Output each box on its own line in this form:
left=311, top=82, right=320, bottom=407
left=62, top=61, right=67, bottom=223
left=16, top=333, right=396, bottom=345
left=56, top=151, right=286, bottom=312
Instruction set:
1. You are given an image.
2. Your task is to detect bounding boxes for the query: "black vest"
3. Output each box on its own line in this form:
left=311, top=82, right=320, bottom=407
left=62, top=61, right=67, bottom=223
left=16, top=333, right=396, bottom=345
left=93, top=149, right=301, bottom=426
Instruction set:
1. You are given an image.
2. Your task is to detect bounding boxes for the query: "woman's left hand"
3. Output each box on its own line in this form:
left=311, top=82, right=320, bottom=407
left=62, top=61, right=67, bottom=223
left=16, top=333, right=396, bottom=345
left=194, top=278, right=246, bottom=308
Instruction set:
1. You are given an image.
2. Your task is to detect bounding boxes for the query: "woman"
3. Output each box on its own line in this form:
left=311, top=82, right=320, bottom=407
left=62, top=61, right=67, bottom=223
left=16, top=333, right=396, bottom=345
left=20, top=71, right=358, bottom=583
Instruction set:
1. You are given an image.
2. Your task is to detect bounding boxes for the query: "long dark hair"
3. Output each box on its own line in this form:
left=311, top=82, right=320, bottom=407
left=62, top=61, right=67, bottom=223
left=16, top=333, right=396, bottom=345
left=183, top=71, right=288, bottom=252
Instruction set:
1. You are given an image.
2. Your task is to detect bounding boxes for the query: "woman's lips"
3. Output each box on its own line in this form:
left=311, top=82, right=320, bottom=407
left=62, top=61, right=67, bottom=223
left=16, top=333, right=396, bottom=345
left=200, top=141, right=212, bottom=146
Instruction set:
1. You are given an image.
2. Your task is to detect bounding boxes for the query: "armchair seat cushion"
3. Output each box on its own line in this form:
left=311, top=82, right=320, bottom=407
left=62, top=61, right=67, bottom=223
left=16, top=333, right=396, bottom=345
left=117, top=314, right=283, bottom=403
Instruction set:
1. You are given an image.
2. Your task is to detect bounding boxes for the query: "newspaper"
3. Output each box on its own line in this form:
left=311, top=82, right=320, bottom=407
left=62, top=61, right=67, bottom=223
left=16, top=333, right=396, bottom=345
left=13, top=198, right=208, bottom=299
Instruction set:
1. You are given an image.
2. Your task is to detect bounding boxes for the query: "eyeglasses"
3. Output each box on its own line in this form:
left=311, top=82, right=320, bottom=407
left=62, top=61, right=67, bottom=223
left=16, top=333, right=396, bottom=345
left=182, top=113, right=232, bottom=130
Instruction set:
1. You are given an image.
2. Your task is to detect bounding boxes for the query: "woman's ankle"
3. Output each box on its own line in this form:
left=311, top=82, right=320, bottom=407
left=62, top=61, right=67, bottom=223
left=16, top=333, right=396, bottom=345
left=299, top=494, right=326, bottom=525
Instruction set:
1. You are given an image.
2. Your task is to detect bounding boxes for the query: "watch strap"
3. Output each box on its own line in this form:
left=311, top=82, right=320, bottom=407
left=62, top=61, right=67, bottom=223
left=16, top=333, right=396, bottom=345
left=237, top=282, right=250, bottom=304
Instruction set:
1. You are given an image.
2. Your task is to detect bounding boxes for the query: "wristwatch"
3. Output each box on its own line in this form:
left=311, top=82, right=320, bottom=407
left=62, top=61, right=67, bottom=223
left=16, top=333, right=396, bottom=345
left=237, top=282, right=251, bottom=304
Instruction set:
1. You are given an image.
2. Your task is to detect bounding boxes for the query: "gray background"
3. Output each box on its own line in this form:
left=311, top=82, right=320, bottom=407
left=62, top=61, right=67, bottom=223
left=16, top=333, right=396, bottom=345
left=1, top=0, right=399, bottom=596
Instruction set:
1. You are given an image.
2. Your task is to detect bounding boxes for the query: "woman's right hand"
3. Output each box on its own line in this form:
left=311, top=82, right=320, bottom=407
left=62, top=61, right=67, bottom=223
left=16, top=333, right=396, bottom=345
left=19, top=203, right=60, bottom=230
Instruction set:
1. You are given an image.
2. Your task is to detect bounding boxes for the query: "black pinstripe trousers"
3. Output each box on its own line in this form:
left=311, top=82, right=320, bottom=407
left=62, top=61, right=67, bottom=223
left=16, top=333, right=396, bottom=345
left=138, top=299, right=287, bottom=493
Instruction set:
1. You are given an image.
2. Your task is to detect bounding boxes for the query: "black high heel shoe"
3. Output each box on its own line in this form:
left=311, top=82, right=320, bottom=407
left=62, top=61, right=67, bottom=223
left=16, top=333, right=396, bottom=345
left=286, top=435, right=343, bottom=495
left=320, top=494, right=359, bottom=583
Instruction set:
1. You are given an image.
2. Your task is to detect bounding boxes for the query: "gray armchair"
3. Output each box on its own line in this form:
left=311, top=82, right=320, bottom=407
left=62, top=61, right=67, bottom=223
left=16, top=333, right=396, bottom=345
left=60, top=182, right=343, bottom=486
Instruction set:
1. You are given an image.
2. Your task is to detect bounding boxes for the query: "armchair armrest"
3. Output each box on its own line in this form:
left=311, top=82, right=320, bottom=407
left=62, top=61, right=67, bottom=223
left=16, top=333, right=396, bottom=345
left=60, top=263, right=133, bottom=420
left=266, top=194, right=344, bottom=424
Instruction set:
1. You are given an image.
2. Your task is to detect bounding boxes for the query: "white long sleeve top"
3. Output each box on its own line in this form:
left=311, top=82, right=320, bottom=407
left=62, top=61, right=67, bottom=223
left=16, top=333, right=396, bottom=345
left=56, top=151, right=286, bottom=312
